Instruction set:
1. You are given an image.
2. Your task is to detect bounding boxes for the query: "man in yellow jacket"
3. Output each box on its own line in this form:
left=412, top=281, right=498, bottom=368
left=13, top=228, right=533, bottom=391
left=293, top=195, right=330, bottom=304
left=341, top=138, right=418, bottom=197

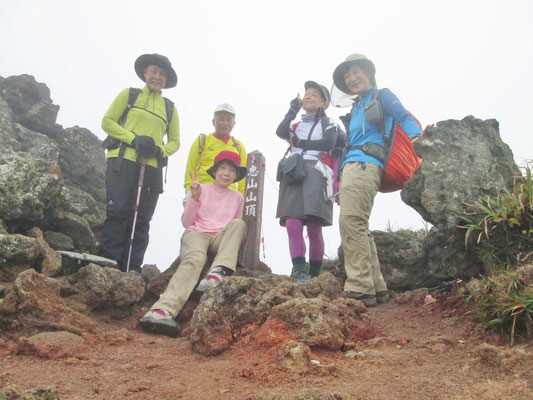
left=183, top=104, right=247, bottom=198
left=100, top=53, right=180, bottom=272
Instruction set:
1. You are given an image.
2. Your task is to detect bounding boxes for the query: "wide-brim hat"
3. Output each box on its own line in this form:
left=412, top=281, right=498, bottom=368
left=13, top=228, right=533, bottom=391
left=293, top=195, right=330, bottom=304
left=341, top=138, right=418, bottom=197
left=206, top=150, right=247, bottom=183
left=304, top=81, right=330, bottom=109
left=332, top=53, right=376, bottom=95
left=134, top=53, right=178, bottom=89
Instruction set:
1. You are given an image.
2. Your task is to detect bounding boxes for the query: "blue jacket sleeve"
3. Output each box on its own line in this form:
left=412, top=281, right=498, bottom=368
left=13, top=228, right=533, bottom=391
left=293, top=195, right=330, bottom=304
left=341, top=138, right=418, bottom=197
left=379, top=89, right=422, bottom=139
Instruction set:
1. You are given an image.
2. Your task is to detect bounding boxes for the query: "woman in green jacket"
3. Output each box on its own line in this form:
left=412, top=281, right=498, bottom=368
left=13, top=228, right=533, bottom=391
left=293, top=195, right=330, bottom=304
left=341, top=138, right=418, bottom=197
left=100, top=53, right=180, bottom=273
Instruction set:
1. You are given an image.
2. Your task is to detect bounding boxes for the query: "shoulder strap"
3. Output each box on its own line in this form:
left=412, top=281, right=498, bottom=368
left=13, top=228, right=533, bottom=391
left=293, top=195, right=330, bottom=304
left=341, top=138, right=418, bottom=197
left=196, top=134, right=207, bottom=171
left=118, top=87, right=141, bottom=127
left=339, top=112, right=351, bottom=134
left=320, top=116, right=329, bottom=133
left=373, top=89, right=387, bottom=136
left=230, top=136, right=241, bottom=153
left=198, top=134, right=207, bottom=155
left=307, top=115, right=321, bottom=140
left=163, top=97, right=174, bottom=134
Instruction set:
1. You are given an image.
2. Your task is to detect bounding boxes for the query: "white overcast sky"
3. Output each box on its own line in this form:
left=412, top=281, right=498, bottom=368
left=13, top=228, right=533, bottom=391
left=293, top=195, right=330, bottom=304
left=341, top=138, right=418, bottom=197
left=1, top=0, right=532, bottom=275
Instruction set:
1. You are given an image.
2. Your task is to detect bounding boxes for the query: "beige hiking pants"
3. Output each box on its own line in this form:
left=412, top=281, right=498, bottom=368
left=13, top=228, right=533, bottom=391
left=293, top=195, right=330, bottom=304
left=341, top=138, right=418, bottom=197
left=152, top=219, right=246, bottom=317
left=339, top=162, right=387, bottom=296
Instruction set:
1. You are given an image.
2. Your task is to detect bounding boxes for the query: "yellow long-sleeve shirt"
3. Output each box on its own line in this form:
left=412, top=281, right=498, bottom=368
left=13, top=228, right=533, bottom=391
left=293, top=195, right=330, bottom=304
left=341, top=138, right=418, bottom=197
left=101, top=86, right=180, bottom=168
left=184, top=133, right=247, bottom=195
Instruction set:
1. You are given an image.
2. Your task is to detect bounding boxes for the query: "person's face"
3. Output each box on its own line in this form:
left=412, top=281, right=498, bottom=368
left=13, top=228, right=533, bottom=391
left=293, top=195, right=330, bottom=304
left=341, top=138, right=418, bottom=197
left=213, top=161, right=237, bottom=188
left=212, top=112, right=235, bottom=137
left=344, top=65, right=373, bottom=95
left=144, top=65, right=167, bottom=92
left=302, top=87, right=327, bottom=114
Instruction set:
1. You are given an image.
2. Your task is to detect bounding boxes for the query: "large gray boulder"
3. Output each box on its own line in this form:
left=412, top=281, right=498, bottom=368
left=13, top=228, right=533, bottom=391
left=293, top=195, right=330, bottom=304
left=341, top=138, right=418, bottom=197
left=56, top=126, right=106, bottom=204
left=0, top=147, right=61, bottom=231
left=396, top=116, right=520, bottom=281
left=0, top=97, right=62, bottom=231
left=0, top=74, right=62, bottom=138
left=0, top=74, right=106, bottom=254
left=70, top=263, right=145, bottom=310
left=402, top=116, right=518, bottom=231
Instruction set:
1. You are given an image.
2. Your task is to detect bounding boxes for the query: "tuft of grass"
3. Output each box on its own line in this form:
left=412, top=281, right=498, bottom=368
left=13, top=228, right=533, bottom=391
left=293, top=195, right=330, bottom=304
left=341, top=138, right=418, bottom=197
left=460, top=162, right=533, bottom=270
left=467, top=265, right=533, bottom=345
left=384, top=219, right=431, bottom=241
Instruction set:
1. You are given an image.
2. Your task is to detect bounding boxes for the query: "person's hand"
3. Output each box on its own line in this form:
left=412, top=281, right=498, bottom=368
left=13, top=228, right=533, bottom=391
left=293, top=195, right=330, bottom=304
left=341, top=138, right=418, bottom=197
left=290, top=134, right=300, bottom=148
left=289, top=94, right=302, bottom=115
left=132, top=136, right=157, bottom=158
left=188, top=171, right=201, bottom=201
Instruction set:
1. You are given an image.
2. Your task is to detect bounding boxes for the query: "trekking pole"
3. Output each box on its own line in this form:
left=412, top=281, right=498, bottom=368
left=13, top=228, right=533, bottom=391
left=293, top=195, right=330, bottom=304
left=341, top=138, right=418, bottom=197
left=126, top=158, right=147, bottom=273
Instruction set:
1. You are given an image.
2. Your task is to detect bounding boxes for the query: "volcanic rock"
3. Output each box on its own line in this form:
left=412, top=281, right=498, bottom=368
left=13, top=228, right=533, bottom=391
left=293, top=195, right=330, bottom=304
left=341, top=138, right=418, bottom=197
left=16, top=331, right=87, bottom=360
left=0, top=269, right=96, bottom=335
left=0, top=234, right=40, bottom=282
left=25, top=228, right=62, bottom=277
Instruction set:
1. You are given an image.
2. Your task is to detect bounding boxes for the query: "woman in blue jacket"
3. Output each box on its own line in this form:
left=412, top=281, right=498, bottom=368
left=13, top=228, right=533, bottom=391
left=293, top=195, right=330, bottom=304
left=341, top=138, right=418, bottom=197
left=332, top=54, right=421, bottom=306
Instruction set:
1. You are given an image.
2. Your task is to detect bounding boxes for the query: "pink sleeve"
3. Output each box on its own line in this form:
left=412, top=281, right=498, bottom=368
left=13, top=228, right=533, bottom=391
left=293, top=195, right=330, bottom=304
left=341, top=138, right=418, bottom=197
left=234, top=194, right=244, bottom=219
left=181, top=196, right=201, bottom=228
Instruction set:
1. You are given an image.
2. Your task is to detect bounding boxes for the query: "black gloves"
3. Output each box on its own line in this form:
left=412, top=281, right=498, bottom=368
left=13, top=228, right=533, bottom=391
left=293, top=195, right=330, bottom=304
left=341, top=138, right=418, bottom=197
left=288, top=96, right=302, bottom=118
left=290, top=135, right=300, bottom=148
left=132, top=136, right=162, bottom=158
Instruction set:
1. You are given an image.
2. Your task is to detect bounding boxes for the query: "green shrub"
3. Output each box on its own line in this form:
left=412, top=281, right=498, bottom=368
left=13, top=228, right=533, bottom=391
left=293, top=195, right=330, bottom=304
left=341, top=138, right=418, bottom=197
left=467, top=265, right=533, bottom=344
left=461, top=163, right=533, bottom=270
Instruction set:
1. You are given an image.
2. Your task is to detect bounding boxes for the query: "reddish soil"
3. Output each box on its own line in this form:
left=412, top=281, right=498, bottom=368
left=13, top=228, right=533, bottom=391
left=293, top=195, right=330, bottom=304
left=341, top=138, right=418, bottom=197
left=1, top=293, right=532, bottom=400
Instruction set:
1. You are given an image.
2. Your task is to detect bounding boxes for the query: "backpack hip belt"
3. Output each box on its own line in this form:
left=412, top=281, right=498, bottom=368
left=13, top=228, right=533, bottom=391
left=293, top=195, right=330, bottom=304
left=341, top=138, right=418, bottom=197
left=347, top=142, right=385, bottom=163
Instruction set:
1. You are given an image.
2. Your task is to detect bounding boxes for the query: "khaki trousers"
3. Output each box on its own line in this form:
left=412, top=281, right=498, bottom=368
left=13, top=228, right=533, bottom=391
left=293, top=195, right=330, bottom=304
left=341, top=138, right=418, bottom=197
left=152, top=219, right=246, bottom=317
left=339, top=162, right=387, bottom=295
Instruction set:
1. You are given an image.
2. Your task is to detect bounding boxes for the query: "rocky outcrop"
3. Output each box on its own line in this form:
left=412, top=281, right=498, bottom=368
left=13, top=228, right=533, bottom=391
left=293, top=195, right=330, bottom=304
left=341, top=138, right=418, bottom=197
left=403, top=116, right=518, bottom=231
left=257, top=297, right=376, bottom=350
left=0, top=269, right=96, bottom=336
left=399, top=117, right=518, bottom=279
left=0, top=75, right=106, bottom=275
left=69, top=263, right=145, bottom=311
left=188, top=272, right=376, bottom=356
left=0, top=74, right=62, bottom=139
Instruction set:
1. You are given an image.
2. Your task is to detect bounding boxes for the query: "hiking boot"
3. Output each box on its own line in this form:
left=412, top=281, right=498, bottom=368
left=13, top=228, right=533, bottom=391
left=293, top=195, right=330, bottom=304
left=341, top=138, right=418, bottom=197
left=376, top=290, right=390, bottom=304
left=342, top=291, right=377, bottom=307
left=290, top=263, right=310, bottom=284
left=139, top=309, right=180, bottom=337
left=196, top=266, right=230, bottom=292
left=291, top=271, right=310, bottom=284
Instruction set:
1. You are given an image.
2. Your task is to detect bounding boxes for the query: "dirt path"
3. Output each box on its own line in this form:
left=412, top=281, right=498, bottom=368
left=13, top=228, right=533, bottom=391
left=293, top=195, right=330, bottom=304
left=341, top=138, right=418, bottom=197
left=1, top=295, right=532, bottom=399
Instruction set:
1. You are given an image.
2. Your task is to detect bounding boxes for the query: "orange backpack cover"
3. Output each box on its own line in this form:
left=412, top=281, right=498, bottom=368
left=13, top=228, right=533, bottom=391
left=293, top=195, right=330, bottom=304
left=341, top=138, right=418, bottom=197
left=379, top=113, right=422, bottom=193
